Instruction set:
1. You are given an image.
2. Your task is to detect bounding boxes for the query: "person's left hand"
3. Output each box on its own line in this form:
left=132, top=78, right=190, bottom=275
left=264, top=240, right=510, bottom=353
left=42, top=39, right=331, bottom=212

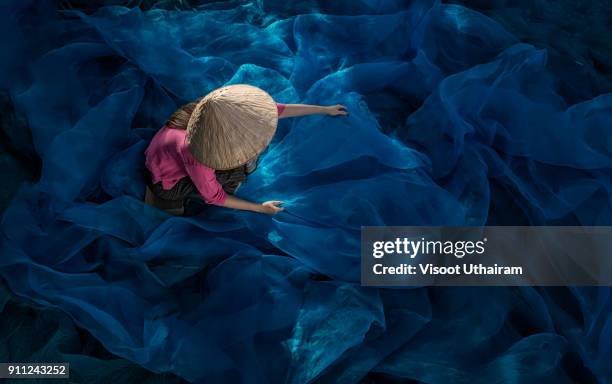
left=325, top=104, right=348, bottom=116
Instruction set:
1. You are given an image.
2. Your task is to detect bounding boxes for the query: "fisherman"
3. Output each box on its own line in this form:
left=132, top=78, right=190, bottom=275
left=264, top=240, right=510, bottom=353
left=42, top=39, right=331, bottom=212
left=144, top=84, right=347, bottom=215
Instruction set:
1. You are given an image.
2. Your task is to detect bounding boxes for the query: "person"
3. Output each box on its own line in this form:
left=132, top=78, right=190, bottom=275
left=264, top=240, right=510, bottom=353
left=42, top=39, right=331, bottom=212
left=144, top=84, right=348, bottom=216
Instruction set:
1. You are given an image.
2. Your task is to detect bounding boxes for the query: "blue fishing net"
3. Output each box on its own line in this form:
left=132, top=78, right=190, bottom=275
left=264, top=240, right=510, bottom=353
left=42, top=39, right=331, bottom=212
left=0, top=0, right=611, bottom=382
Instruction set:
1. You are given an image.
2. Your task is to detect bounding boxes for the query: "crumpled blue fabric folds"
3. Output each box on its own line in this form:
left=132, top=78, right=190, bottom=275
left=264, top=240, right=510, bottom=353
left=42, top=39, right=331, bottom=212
left=0, top=0, right=611, bottom=382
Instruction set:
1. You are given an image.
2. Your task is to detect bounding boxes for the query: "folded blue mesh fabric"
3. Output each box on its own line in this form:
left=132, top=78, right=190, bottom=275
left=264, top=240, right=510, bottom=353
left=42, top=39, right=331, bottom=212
left=0, top=0, right=611, bottom=382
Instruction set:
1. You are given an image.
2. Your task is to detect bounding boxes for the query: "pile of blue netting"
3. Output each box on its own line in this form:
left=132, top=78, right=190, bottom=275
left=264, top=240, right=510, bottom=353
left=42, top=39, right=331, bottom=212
left=0, top=0, right=611, bottom=382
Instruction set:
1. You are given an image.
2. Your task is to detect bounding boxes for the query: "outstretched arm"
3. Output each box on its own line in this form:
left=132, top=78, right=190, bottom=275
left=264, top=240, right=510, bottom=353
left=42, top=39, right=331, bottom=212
left=222, top=195, right=284, bottom=215
left=182, top=151, right=283, bottom=215
left=278, top=104, right=348, bottom=119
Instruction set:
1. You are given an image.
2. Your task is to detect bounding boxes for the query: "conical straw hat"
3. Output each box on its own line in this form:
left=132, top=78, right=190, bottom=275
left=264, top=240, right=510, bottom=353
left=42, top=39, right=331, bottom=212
left=186, top=84, right=278, bottom=170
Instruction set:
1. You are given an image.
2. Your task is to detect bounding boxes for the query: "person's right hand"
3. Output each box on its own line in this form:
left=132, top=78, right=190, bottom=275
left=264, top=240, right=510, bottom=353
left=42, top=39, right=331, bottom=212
left=260, top=201, right=284, bottom=215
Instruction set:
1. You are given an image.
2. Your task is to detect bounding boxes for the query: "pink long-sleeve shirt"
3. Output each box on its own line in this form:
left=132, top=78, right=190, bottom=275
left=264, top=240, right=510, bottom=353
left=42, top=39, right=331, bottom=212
left=145, top=103, right=285, bottom=206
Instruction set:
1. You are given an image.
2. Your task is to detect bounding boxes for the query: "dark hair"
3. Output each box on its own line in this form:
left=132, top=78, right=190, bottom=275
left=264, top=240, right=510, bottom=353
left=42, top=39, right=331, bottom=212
left=165, top=101, right=198, bottom=130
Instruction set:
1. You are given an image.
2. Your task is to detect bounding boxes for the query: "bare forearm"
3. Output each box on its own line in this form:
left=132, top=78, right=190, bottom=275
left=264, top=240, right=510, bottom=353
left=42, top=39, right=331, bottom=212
left=279, top=104, right=329, bottom=118
left=221, top=195, right=284, bottom=215
left=279, top=103, right=347, bottom=118
left=222, top=195, right=264, bottom=213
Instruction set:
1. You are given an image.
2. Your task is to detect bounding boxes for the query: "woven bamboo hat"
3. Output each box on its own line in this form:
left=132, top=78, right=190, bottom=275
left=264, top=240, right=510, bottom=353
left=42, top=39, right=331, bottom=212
left=185, top=84, right=278, bottom=170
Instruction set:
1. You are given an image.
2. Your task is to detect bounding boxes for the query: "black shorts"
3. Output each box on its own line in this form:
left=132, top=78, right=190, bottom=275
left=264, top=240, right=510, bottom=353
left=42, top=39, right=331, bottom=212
left=147, top=157, right=258, bottom=202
